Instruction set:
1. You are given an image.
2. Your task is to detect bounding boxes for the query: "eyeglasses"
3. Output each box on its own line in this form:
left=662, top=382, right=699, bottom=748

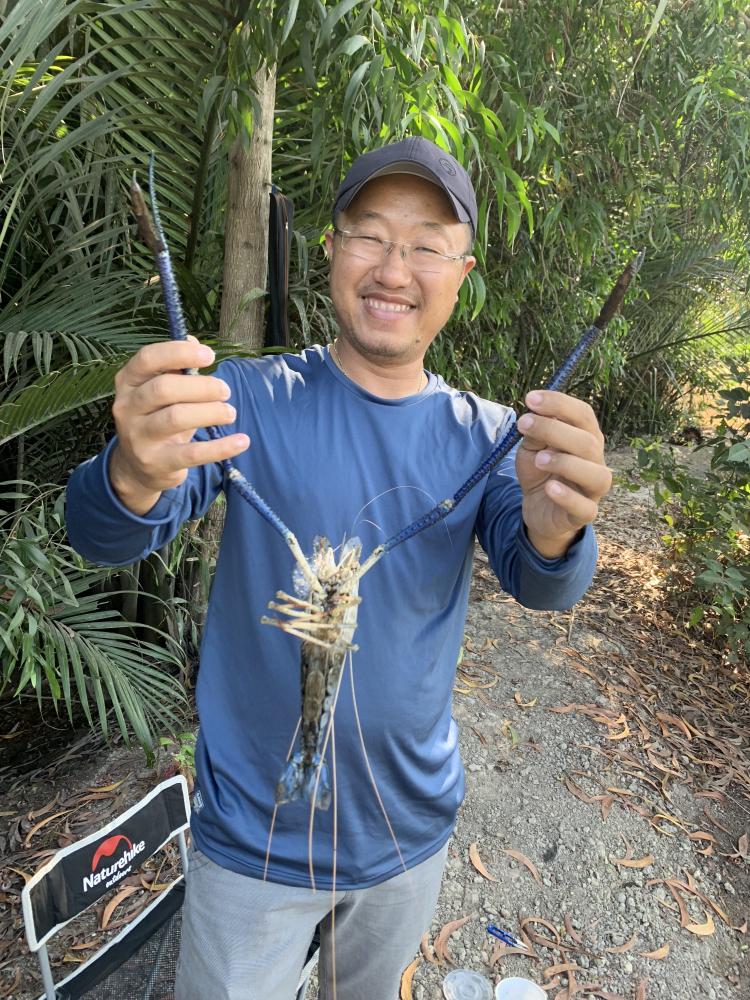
left=332, top=227, right=468, bottom=274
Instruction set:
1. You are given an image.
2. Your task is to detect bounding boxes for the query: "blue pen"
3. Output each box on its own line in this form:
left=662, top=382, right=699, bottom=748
left=486, top=924, right=528, bottom=950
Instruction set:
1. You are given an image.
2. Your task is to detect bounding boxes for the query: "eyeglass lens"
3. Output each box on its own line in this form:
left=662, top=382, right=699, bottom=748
left=338, top=229, right=460, bottom=273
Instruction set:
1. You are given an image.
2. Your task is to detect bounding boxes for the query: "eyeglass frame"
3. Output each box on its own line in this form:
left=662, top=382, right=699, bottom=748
left=331, top=227, right=470, bottom=270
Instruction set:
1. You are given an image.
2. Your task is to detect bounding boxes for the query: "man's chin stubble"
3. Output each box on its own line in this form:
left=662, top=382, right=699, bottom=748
left=344, top=325, right=421, bottom=363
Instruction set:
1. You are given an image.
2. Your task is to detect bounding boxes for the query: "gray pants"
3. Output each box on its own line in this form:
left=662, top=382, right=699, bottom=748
left=174, top=842, right=448, bottom=1000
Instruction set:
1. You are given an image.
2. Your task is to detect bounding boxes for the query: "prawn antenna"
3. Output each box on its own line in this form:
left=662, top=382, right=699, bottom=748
left=130, top=156, right=323, bottom=596
left=357, top=250, right=646, bottom=579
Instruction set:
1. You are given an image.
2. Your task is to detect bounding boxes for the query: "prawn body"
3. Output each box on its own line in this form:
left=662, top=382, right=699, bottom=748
left=263, top=535, right=362, bottom=810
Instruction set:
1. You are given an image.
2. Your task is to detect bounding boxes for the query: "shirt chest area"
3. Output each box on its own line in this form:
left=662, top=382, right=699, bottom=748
left=230, top=388, right=495, bottom=563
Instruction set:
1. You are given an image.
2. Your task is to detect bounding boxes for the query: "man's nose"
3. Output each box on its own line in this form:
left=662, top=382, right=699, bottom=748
left=371, top=246, right=413, bottom=285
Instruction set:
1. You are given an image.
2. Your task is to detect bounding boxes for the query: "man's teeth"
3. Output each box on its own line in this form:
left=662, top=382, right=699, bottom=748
left=364, top=298, right=412, bottom=312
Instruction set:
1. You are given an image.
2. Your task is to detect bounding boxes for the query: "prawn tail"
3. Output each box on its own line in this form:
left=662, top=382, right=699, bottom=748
left=303, top=755, right=331, bottom=811
left=275, top=753, right=306, bottom=804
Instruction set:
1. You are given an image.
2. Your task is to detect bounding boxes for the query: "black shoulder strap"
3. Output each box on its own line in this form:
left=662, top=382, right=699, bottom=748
left=265, top=190, right=294, bottom=349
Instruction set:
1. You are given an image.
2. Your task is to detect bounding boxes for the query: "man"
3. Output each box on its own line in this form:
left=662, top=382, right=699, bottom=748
left=66, top=137, right=610, bottom=999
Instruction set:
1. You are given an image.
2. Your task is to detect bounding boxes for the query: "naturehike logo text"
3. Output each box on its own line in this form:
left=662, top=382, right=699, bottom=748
left=83, top=835, right=146, bottom=892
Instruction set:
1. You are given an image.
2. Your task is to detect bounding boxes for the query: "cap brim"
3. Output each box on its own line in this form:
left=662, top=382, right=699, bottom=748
left=337, top=162, right=471, bottom=227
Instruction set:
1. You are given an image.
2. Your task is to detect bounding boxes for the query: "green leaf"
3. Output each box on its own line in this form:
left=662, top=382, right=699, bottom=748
left=688, top=607, right=704, bottom=627
left=343, top=60, right=371, bottom=124
left=0, top=360, right=122, bottom=443
left=469, top=270, right=486, bottom=321
left=317, top=0, right=362, bottom=49
left=331, top=33, right=371, bottom=61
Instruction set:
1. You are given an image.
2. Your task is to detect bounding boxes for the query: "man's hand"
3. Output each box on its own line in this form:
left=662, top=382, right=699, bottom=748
left=515, top=390, right=611, bottom=559
left=109, top=337, right=249, bottom=516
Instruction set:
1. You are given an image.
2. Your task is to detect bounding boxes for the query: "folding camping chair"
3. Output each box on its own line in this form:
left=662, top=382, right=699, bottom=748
left=21, top=774, right=320, bottom=999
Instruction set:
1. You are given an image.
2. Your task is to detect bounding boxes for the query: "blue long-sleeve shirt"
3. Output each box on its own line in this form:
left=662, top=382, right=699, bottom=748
left=66, top=347, right=597, bottom=889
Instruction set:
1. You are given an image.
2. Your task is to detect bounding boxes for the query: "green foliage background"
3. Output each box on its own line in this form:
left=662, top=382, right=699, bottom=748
left=1, top=0, right=749, bottom=750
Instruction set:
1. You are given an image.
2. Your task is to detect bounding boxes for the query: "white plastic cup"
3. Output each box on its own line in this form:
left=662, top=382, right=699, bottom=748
left=494, top=977, right=546, bottom=1000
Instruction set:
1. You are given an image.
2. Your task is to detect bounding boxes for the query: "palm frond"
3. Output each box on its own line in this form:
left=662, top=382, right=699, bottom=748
left=0, top=359, right=125, bottom=442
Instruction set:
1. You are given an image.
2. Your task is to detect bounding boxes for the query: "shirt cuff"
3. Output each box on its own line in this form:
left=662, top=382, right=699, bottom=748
left=100, top=436, right=186, bottom=525
left=514, top=520, right=598, bottom=610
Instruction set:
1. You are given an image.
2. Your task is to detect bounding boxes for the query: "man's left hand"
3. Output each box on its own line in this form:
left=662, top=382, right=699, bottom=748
left=515, top=390, right=612, bottom=559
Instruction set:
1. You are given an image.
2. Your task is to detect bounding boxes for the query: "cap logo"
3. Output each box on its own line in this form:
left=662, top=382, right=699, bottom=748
left=439, top=157, right=457, bottom=176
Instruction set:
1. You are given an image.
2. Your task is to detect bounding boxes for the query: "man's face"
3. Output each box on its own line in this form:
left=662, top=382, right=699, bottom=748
left=324, top=173, right=475, bottom=364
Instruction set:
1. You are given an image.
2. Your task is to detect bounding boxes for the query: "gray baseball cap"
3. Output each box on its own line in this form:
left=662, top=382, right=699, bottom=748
left=333, top=136, right=478, bottom=235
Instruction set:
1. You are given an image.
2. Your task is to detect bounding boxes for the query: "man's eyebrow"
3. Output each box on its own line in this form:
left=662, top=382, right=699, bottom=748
left=419, top=220, right=450, bottom=235
left=353, top=210, right=385, bottom=223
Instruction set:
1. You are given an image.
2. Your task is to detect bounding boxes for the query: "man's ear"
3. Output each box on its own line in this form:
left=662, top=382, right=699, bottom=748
left=455, top=256, right=477, bottom=301
left=324, top=228, right=334, bottom=260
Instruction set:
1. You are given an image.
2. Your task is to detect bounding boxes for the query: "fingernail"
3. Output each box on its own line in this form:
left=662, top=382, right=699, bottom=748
left=549, top=481, right=563, bottom=495
left=235, top=435, right=249, bottom=448
left=518, top=414, right=534, bottom=431
left=198, top=346, right=214, bottom=365
left=226, top=405, right=236, bottom=421
left=218, top=380, right=231, bottom=400
left=536, top=451, right=551, bottom=466
left=527, top=392, right=543, bottom=407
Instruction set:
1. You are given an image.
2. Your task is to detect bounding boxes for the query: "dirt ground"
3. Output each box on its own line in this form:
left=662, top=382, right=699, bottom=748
left=1, top=446, right=749, bottom=1000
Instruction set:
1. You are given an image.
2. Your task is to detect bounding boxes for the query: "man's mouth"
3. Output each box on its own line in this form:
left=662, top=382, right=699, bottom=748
left=363, top=297, right=415, bottom=313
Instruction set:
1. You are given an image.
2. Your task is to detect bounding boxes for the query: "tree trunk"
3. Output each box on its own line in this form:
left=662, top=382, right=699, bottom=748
left=219, top=62, right=277, bottom=347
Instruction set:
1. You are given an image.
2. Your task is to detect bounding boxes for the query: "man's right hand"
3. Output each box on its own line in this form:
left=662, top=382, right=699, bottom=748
left=109, top=337, right=250, bottom=516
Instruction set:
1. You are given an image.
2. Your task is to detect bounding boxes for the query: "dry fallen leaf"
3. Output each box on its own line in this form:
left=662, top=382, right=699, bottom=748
left=0, top=969, right=20, bottom=1000
left=732, top=921, right=747, bottom=934
left=23, top=809, right=72, bottom=846
left=601, top=795, right=616, bottom=822
left=514, top=692, right=537, bottom=709
left=8, top=866, right=31, bottom=884
left=564, top=911, right=582, bottom=943
left=29, top=792, right=60, bottom=820
left=703, top=806, right=731, bottom=835
left=738, top=832, right=749, bottom=860
left=471, top=727, right=488, bottom=747
left=501, top=849, right=542, bottom=885
left=686, top=911, right=715, bottom=936
left=636, top=978, right=649, bottom=1000
left=543, top=962, right=580, bottom=978
left=565, top=776, right=597, bottom=804
left=101, top=885, right=140, bottom=929
left=604, top=932, right=637, bottom=954
left=606, top=722, right=631, bottom=741
left=655, top=713, right=691, bottom=739
left=666, top=883, right=691, bottom=928
left=433, top=914, right=473, bottom=966
left=613, top=853, right=654, bottom=869
left=400, top=956, right=421, bottom=1000
left=538, top=975, right=561, bottom=992
left=469, top=841, right=500, bottom=883
left=89, top=774, right=132, bottom=793
left=638, top=943, right=669, bottom=960
left=671, top=879, right=730, bottom=926
left=420, top=933, right=437, bottom=965
left=694, top=790, right=727, bottom=806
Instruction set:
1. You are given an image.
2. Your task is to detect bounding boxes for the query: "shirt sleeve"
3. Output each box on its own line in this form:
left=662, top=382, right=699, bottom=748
left=474, top=443, right=598, bottom=611
left=65, top=433, right=224, bottom=566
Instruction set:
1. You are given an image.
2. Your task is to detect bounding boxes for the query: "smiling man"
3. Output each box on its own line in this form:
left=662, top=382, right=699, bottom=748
left=66, top=137, right=609, bottom=999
